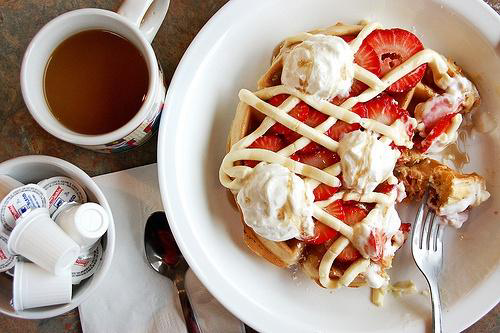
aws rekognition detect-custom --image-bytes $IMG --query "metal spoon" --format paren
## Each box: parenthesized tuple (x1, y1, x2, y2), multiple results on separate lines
(144, 212, 201, 333)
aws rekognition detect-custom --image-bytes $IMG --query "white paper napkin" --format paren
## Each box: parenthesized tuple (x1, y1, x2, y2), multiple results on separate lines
(79, 164, 244, 333)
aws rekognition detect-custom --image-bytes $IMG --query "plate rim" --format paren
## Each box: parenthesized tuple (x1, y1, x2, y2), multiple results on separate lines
(157, 0, 500, 331)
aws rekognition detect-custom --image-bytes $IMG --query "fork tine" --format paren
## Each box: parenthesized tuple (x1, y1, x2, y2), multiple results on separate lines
(412, 190, 428, 250)
(430, 213, 440, 251)
(424, 210, 435, 250)
(436, 222, 444, 252)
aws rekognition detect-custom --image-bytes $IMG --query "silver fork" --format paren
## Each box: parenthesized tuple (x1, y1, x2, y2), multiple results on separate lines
(411, 190, 445, 333)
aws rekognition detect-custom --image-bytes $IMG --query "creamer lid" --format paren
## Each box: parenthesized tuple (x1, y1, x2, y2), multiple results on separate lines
(0, 184, 48, 233)
(0, 232, 16, 272)
(72, 242, 102, 284)
(38, 177, 87, 216)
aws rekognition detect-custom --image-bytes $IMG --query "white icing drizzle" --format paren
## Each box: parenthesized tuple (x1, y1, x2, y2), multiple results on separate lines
(219, 21, 453, 290)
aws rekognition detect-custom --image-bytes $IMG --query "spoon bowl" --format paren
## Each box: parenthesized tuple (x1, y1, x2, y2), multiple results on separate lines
(144, 211, 200, 333)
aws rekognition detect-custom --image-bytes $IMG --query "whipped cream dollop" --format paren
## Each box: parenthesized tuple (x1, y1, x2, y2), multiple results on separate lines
(436, 177, 490, 228)
(426, 113, 463, 154)
(236, 163, 315, 241)
(338, 130, 400, 193)
(352, 204, 402, 261)
(281, 34, 354, 100)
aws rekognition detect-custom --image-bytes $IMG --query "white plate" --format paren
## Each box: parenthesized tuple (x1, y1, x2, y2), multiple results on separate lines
(157, 0, 500, 331)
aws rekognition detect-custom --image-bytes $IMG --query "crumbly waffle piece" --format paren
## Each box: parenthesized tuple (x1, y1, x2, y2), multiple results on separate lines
(395, 150, 488, 214)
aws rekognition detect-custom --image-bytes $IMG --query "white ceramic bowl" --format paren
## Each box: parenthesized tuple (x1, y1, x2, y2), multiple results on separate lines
(0, 155, 115, 319)
(157, 0, 500, 332)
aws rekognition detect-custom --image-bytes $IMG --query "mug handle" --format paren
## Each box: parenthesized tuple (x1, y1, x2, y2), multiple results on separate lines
(118, 0, 170, 43)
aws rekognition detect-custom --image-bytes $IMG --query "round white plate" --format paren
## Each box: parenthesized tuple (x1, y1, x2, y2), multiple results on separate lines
(157, 0, 500, 331)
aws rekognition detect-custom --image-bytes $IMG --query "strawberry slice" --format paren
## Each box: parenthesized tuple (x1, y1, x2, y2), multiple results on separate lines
(304, 200, 344, 245)
(298, 142, 321, 155)
(364, 93, 408, 126)
(327, 103, 367, 141)
(336, 243, 362, 262)
(343, 202, 369, 226)
(364, 28, 426, 92)
(342, 35, 381, 76)
(304, 109, 328, 128)
(340, 35, 356, 43)
(331, 79, 368, 105)
(365, 230, 387, 261)
(400, 223, 411, 234)
(267, 94, 289, 107)
(303, 222, 339, 245)
(355, 40, 382, 76)
(300, 149, 340, 169)
(389, 64, 427, 93)
(418, 113, 457, 153)
(244, 135, 285, 167)
(270, 101, 310, 136)
(327, 121, 360, 141)
(374, 182, 394, 194)
(335, 201, 370, 262)
(313, 183, 339, 201)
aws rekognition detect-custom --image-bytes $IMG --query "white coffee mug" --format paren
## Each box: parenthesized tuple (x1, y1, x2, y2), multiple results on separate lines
(20, 1, 170, 153)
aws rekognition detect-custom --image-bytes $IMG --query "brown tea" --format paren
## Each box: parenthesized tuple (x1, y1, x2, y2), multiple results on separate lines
(44, 30, 149, 135)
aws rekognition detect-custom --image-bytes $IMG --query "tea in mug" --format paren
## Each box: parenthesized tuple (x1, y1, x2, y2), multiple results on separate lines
(44, 30, 149, 135)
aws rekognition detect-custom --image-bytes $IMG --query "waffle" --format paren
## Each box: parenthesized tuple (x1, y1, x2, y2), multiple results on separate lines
(220, 21, 488, 297)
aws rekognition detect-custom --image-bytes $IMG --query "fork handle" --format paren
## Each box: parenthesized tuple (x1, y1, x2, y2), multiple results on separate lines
(428, 280, 442, 333)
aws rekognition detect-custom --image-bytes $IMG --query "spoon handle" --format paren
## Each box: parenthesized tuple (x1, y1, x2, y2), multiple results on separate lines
(175, 278, 202, 333)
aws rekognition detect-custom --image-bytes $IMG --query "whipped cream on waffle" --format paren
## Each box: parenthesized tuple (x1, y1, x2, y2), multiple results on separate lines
(338, 130, 400, 193)
(236, 163, 315, 241)
(282, 35, 354, 100)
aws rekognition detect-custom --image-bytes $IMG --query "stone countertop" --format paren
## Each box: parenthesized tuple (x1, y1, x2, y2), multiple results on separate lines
(0, 0, 498, 332)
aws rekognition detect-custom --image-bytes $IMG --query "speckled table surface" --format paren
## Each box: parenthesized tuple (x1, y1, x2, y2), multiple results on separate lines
(0, 0, 498, 332)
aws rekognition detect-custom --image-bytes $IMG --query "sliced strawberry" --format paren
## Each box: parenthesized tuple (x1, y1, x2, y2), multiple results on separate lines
(364, 94, 408, 126)
(355, 41, 382, 76)
(314, 183, 339, 201)
(300, 149, 340, 169)
(327, 103, 366, 141)
(303, 221, 339, 245)
(327, 121, 360, 141)
(336, 243, 362, 262)
(400, 223, 411, 234)
(270, 101, 310, 136)
(340, 35, 356, 43)
(418, 113, 457, 153)
(325, 200, 346, 220)
(244, 135, 285, 167)
(267, 94, 289, 107)
(364, 28, 426, 92)
(343, 201, 369, 226)
(375, 182, 394, 194)
(298, 142, 321, 155)
(304, 201, 344, 245)
(304, 108, 328, 128)
(350, 80, 369, 98)
(341, 35, 381, 76)
(389, 64, 427, 93)
(365, 230, 387, 261)
(416, 95, 460, 134)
